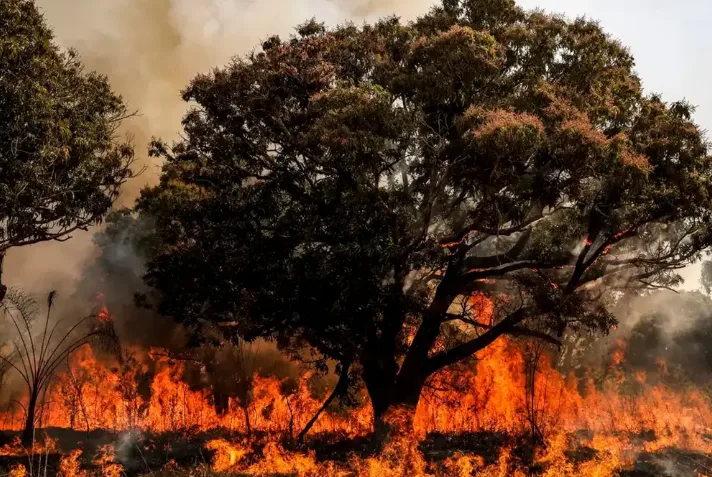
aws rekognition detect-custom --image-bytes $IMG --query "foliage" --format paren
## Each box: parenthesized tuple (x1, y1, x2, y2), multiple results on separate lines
(136, 0, 712, 419)
(0, 0, 136, 298)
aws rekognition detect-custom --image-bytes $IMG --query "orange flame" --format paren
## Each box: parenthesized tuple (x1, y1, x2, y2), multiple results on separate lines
(0, 306, 709, 476)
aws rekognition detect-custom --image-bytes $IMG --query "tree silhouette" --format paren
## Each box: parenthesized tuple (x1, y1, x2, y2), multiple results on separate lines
(137, 0, 712, 441)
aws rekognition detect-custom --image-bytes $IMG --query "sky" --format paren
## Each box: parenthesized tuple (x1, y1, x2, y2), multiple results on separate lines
(6, 0, 710, 293)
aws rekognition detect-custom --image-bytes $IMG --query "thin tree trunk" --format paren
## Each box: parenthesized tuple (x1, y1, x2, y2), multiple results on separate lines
(21, 391, 38, 447)
(297, 361, 350, 443)
(239, 404, 251, 437)
(0, 252, 6, 303)
(68, 363, 91, 435)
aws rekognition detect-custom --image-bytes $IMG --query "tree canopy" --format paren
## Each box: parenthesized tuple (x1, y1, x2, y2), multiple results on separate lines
(0, 0, 136, 299)
(137, 0, 712, 429)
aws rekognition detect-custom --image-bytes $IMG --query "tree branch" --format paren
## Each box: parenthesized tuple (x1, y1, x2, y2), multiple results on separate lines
(444, 314, 561, 347)
(461, 228, 532, 269)
(427, 308, 527, 373)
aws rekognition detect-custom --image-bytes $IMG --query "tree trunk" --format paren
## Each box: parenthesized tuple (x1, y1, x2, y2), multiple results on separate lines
(0, 251, 6, 303)
(213, 390, 230, 415)
(367, 374, 426, 452)
(372, 398, 420, 449)
(21, 392, 38, 447)
(242, 404, 252, 438)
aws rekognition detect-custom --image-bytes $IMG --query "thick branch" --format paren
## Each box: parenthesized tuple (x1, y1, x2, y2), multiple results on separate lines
(508, 326, 562, 347)
(427, 308, 526, 373)
(442, 204, 547, 249)
(459, 258, 569, 284)
(445, 314, 561, 347)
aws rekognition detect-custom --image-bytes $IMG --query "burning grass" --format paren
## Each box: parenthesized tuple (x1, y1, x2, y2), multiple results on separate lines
(0, 337, 711, 475)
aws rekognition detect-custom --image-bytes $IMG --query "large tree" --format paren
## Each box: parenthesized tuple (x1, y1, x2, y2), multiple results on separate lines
(0, 0, 136, 300)
(138, 0, 712, 438)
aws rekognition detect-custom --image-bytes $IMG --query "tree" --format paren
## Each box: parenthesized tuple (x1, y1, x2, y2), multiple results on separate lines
(0, 290, 119, 446)
(0, 0, 137, 301)
(137, 0, 712, 441)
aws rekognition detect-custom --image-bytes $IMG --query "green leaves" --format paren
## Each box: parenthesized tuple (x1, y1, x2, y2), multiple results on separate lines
(0, 0, 135, 258)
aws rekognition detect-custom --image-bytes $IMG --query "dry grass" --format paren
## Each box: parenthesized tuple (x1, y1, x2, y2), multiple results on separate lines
(138, 465, 266, 477)
(139, 465, 228, 477)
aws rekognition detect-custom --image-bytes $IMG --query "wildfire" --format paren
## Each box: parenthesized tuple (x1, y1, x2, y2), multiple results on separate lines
(97, 305, 111, 323)
(93, 445, 123, 477)
(58, 450, 86, 477)
(205, 439, 247, 471)
(0, 307, 711, 475)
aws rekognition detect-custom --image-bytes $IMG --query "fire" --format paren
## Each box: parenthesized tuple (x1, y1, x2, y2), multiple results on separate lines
(93, 445, 123, 477)
(97, 305, 111, 323)
(204, 438, 247, 471)
(9, 464, 26, 477)
(0, 306, 711, 475)
(247, 442, 325, 477)
(58, 450, 86, 477)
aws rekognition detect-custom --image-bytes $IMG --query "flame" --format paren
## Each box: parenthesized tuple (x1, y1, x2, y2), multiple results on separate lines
(97, 305, 111, 323)
(58, 449, 86, 477)
(205, 438, 247, 471)
(614, 227, 634, 240)
(0, 304, 711, 476)
(9, 464, 26, 477)
(94, 444, 123, 477)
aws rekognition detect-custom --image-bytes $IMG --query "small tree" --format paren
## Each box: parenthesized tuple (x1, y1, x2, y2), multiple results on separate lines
(0, 290, 119, 446)
(210, 340, 258, 437)
(138, 0, 712, 441)
(0, 0, 137, 300)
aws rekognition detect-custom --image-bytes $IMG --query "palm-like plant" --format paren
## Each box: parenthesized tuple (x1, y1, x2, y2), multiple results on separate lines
(0, 289, 120, 446)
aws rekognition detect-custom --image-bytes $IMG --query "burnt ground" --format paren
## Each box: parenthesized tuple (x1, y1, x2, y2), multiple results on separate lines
(0, 428, 711, 476)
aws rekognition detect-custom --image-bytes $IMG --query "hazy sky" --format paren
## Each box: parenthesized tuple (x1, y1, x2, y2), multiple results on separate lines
(7, 0, 709, 293)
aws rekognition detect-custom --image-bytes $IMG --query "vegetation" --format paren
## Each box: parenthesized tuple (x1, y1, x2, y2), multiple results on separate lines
(0, 0, 136, 301)
(0, 291, 119, 446)
(3, 0, 712, 462)
(134, 0, 712, 440)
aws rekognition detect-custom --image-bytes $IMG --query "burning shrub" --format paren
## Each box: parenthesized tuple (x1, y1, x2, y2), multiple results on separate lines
(93, 444, 124, 477)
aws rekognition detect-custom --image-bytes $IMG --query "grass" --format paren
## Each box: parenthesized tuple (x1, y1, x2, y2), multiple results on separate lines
(139, 466, 268, 477)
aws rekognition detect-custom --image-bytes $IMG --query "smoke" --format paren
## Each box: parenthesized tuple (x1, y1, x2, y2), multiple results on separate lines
(3, 0, 435, 297)
(571, 290, 712, 386)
